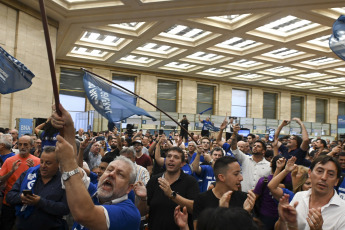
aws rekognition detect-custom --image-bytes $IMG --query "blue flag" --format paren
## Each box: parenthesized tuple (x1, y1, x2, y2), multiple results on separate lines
(0, 46, 35, 94)
(329, 15, 345, 61)
(199, 107, 212, 115)
(203, 123, 220, 132)
(83, 71, 156, 122)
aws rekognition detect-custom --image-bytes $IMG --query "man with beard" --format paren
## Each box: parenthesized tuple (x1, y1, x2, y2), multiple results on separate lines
(133, 140, 152, 175)
(148, 135, 172, 175)
(105, 136, 122, 160)
(231, 124, 270, 192)
(275, 118, 310, 167)
(51, 104, 141, 230)
(139, 146, 199, 230)
(0, 136, 40, 230)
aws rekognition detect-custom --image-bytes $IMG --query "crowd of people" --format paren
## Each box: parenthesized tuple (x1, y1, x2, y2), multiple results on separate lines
(0, 108, 345, 230)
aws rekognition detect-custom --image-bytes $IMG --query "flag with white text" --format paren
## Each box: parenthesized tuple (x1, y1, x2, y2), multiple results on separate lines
(0, 46, 35, 94)
(83, 71, 156, 122)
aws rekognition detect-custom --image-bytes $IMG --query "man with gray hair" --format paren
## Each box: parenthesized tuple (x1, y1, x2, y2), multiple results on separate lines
(120, 147, 150, 186)
(0, 134, 15, 163)
(0, 136, 40, 230)
(51, 104, 141, 230)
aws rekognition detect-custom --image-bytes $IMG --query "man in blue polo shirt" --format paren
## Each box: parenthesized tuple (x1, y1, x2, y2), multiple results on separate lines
(51, 104, 141, 230)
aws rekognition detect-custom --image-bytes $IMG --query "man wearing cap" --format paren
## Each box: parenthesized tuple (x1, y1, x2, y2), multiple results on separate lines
(134, 140, 153, 175)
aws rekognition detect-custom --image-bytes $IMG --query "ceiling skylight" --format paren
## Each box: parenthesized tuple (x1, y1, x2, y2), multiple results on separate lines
(294, 82, 316, 87)
(301, 57, 340, 66)
(164, 62, 196, 69)
(70, 47, 108, 57)
(186, 52, 224, 61)
(119, 55, 156, 64)
(137, 43, 178, 54)
(262, 48, 305, 59)
(228, 59, 263, 68)
(202, 68, 230, 74)
(160, 25, 211, 41)
(256, 15, 319, 36)
(264, 66, 297, 73)
(306, 35, 330, 47)
(109, 22, 146, 30)
(325, 77, 345, 83)
(297, 72, 326, 79)
(215, 37, 261, 51)
(80, 32, 123, 46)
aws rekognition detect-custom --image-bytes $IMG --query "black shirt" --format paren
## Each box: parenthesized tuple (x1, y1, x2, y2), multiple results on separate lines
(105, 148, 120, 160)
(180, 119, 189, 131)
(193, 189, 247, 220)
(147, 170, 199, 230)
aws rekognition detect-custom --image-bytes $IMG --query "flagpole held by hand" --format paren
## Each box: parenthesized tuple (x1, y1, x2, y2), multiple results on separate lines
(38, 0, 61, 117)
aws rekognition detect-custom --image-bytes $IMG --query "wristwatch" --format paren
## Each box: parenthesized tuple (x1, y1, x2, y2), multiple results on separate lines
(62, 168, 80, 181)
(170, 191, 177, 200)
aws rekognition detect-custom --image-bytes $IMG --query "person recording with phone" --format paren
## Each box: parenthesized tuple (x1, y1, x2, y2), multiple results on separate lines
(6, 146, 69, 230)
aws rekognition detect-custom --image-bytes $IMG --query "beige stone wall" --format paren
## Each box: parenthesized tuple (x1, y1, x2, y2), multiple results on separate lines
(180, 79, 197, 114)
(249, 88, 263, 118)
(0, 3, 57, 129)
(329, 98, 338, 124)
(280, 91, 291, 120)
(306, 95, 316, 123)
(218, 84, 232, 115)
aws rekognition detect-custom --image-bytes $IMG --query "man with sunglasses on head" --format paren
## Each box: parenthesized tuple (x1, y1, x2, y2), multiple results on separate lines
(275, 118, 310, 167)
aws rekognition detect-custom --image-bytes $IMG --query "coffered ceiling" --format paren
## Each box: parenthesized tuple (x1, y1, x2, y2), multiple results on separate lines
(15, 0, 345, 96)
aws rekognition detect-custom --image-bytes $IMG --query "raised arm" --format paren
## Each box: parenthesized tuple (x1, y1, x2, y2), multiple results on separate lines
(216, 116, 227, 147)
(113, 127, 122, 151)
(154, 137, 165, 167)
(53, 105, 109, 230)
(292, 118, 309, 151)
(34, 118, 50, 136)
(268, 157, 296, 201)
(198, 115, 202, 123)
(275, 120, 290, 149)
(191, 146, 203, 175)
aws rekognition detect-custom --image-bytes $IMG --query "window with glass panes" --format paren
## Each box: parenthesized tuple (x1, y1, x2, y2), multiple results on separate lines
(157, 80, 177, 112)
(59, 68, 86, 129)
(263, 92, 277, 119)
(197, 85, 214, 115)
(291, 96, 304, 120)
(316, 99, 327, 123)
(339, 101, 345, 116)
(231, 89, 247, 117)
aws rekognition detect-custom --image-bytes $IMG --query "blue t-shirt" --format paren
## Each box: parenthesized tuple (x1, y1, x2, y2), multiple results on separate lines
(282, 188, 295, 202)
(199, 165, 215, 192)
(0, 152, 15, 163)
(73, 183, 139, 230)
(337, 176, 345, 201)
(182, 163, 193, 175)
(90, 171, 98, 185)
(222, 143, 233, 157)
(190, 152, 205, 164)
(202, 120, 212, 130)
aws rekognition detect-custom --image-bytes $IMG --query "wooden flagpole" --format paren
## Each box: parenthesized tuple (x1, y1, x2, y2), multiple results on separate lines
(38, 0, 61, 117)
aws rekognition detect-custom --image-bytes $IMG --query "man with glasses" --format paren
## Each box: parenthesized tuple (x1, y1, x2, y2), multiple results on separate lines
(275, 118, 310, 167)
(230, 125, 270, 192)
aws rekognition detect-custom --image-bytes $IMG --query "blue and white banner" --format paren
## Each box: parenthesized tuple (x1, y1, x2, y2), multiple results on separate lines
(0, 46, 35, 94)
(83, 71, 156, 123)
